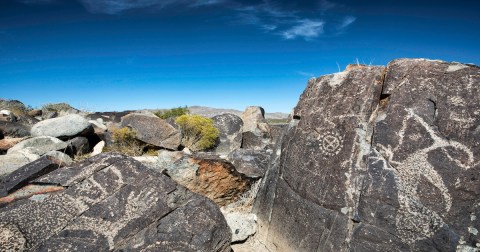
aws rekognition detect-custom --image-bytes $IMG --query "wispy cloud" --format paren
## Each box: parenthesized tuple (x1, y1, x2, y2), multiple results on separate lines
(282, 20, 325, 40)
(14, 0, 356, 40)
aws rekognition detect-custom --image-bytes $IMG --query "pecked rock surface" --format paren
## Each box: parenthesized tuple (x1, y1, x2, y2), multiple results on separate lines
(253, 59, 480, 251)
(0, 153, 231, 251)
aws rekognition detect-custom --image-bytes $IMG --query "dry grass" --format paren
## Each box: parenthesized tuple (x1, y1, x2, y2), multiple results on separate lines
(222, 179, 262, 214)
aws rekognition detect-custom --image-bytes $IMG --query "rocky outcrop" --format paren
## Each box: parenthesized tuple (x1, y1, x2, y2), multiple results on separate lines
(253, 59, 480, 251)
(161, 153, 254, 206)
(212, 113, 243, 156)
(241, 106, 272, 150)
(0, 153, 231, 251)
(120, 113, 181, 150)
(0, 138, 24, 154)
(7, 136, 68, 156)
(31, 114, 94, 140)
(0, 110, 17, 122)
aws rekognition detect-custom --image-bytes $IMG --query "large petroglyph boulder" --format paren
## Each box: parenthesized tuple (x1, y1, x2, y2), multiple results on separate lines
(253, 59, 480, 251)
(0, 153, 231, 251)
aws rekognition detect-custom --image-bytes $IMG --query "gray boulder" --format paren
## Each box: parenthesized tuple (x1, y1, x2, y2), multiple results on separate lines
(241, 106, 272, 150)
(212, 113, 243, 155)
(121, 113, 181, 150)
(0, 149, 40, 177)
(7, 136, 68, 156)
(31, 114, 93, 139)
(228, 149, 270, 178)
(0, 153, 231, 251)
(44, 151, 73, 166)
(253, 59, 480, 251)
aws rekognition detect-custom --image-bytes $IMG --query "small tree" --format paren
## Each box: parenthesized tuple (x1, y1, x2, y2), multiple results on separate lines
(175, 114, 219, 151)
(154, 106, 189, 119)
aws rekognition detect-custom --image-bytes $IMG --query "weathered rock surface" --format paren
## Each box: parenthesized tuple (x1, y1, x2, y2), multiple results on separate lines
(212, 113, 243, 156)
(7, 136, 68, 156)
(163, 153, 254, 206)
(0, 155, 61, 198)
(0, 150, 40, 177)
(0, 153, 231, 251)
(0, 121, 30, 138)
(228, 149, 269, 178)
(31, 114, 94, 139)
(121, 113, 181, 150)
(253, 59, 480, 251)
(241, 106, 270, 136)
(44, 151, 73, 166)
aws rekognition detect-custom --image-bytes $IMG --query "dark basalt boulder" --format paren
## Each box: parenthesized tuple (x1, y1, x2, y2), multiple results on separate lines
(0, 153, 231, 251)
(253, 59, 480, 251)
(66, 136, 90, 156)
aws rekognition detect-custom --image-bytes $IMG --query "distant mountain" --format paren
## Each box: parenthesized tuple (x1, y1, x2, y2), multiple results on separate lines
(187, 106, 289, 119)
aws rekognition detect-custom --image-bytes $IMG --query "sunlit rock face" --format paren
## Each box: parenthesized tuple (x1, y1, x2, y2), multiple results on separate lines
(254, 59, 480, 252)
(0, 153, 232, 251)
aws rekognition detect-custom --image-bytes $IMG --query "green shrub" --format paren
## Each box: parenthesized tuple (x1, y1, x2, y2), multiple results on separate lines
(106, 127, 143, 156)
(154, 106, 189, 119)
(175, 114, 219, 151)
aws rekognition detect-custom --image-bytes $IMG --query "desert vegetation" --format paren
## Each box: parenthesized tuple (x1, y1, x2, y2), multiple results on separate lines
(104, 126, 143, 156)
(154, 106, 189, 119)
(175, 114, 219, 151)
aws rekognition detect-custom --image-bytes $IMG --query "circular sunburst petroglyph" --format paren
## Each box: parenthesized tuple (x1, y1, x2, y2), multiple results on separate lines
(318, 130, 344, 156)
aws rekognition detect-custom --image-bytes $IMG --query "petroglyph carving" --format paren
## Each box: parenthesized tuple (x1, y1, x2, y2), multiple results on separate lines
(379, 108, 475, 244)
(318, 130, 344, 156)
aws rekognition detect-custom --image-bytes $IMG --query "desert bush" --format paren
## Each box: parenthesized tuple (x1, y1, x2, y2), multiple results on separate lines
(175, 114, 219, 151)
(106, 127, 143, 156)
(154, 106, 189, 119)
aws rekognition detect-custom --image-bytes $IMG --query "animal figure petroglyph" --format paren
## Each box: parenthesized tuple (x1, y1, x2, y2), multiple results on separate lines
(377, 108, 475, 243)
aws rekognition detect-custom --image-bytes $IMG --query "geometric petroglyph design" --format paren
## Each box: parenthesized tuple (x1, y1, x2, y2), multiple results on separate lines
(318, 130, 344, 156)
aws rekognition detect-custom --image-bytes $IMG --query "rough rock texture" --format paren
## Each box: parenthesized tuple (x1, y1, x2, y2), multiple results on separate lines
(7, 136, 68, 156)
(212, 113, 243, 156)
(31, 114, 94, 140)
(253, 59, 480, 251)
(0, 150, 40, 177)
(0, 153, 231, 251)
(228, 149, 269, 178)
(0, 155, 61, 198)
(121, 113, 181, 150)
(163, 153, 254, 206)
(0, 121, 31, 138)
(44, 151, 73, 166)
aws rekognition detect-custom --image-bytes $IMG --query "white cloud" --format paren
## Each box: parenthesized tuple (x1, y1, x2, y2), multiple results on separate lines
(282, 20, 325, 40)
(339, 16, 356, 29)
(78, 0, 225, 14)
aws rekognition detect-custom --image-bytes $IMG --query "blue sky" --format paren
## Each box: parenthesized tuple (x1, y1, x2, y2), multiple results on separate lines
(1, 0, 479, 113)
